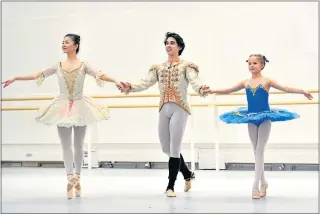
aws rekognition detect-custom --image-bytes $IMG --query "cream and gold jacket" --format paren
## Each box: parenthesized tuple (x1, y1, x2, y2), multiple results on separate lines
(127, 60, 207, 115)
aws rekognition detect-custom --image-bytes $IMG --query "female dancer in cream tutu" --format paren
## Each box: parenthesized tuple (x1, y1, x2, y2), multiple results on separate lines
(208, 54, 313, 199)
(2, 34, 124, 199)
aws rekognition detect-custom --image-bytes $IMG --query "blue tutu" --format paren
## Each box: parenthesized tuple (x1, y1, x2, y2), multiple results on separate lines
(219, 107, 300, 125)
(219, 84, 300, 126)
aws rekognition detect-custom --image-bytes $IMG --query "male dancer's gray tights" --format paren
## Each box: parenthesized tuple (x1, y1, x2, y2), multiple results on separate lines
(158, 102, 192, 191)
(57, 126, 87, 175)
(247, 120, 271, 189)
(159, 102, 188, 158)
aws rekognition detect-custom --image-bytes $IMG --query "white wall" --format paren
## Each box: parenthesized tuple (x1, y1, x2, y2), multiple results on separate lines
(2, 2, 318, 166)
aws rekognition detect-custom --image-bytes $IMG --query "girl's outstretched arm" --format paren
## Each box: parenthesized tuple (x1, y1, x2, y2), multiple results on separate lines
(268, 78, 313, 100)
(209, 80, 245, 94)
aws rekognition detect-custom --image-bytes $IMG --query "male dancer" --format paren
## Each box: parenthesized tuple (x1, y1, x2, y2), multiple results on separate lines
(120, 32, 210, 197)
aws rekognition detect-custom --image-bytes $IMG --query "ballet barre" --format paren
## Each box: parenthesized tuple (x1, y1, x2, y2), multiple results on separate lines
(1, 89, 319, 101)
(1, 91, 319, 171)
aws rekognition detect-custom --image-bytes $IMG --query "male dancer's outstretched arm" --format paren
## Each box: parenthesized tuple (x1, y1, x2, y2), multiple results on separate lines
(119, 66, 158, 94)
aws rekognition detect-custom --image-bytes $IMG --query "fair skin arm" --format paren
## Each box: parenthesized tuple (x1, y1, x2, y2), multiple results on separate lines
(268, 78, 313, 99)
(84, 62, 124, 89)
(100, 74, 124, 90)
(14, 71, 43, 80)
(2, 71, 44, 88)
(99, 73, 118, 84)
(209, 80, 245, 94)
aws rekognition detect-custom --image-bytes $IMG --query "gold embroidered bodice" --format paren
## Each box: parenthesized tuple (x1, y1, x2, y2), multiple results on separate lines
(37, 61, 104, 101)
(128, 60, 205, 114)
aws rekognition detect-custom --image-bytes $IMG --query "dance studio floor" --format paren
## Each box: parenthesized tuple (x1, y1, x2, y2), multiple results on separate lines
(2, 167, 318, 213)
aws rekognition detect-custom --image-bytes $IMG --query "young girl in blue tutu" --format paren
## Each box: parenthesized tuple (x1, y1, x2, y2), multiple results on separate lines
(208, 54, 313, 199)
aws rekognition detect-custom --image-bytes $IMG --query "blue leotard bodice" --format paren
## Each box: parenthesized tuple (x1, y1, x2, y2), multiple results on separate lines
(246, 84, 270, 113)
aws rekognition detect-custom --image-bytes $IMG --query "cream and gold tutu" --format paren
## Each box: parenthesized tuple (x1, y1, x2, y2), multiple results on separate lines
(35, 61, 110, 127)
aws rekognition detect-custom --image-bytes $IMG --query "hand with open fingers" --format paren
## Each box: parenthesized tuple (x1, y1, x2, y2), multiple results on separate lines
(303, 90, 313, 100)
(2, 78, 16, 88)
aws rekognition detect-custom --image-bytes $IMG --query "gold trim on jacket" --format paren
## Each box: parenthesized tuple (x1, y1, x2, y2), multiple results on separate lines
(127, 60, 206, 115)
